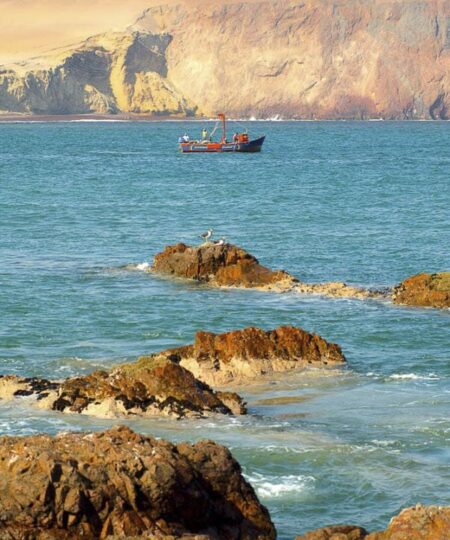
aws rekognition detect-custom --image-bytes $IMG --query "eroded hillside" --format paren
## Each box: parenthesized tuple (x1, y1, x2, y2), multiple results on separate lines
(1, 0, 450, 118)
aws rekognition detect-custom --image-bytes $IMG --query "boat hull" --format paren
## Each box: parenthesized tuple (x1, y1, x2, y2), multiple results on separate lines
(180, 136, 265, 153)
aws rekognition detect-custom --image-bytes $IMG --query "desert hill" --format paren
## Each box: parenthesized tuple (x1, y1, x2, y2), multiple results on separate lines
(1, 0, 450, 119)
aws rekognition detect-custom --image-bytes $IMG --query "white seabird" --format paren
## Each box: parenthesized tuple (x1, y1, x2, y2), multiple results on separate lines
(200, 228, 214, 243)
(215, 237, 226, 245)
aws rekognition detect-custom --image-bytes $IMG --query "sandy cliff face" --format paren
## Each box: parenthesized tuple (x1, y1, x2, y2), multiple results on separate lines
(1, 0, 450, 118)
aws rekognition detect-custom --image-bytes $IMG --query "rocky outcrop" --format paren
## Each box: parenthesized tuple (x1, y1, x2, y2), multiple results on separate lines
(0, 325, 344, 416)
(161, 325, 346, 387)
(151, 242, 388, 301)
(2, 0, 450, 118)
(295, 505, 450, 539)
(0, 355, 245, 419)
(152, 242, 296, 290)
(393, 272, 450, 308)
(0, 425, 275, 539)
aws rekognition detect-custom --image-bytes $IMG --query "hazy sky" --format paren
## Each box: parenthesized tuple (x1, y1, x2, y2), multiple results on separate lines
(0, 0, 154, 63)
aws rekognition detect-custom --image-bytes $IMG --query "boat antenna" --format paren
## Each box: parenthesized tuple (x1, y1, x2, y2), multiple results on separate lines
(218, 113, 226, 143)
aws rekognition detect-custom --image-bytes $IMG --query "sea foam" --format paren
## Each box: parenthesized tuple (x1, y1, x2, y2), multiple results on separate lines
(246, 472, 315, 499)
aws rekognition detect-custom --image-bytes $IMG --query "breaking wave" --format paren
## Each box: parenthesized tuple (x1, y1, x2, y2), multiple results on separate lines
(245, 471, 315, 499)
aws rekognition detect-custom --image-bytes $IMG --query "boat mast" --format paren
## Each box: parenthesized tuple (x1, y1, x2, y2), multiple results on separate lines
(218, 113, 226, 143)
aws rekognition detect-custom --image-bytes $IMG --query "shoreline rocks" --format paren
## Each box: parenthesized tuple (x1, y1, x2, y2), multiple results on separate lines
(393, 272, 450, 309)
(151, 242, 388, 301)
(0, 425, 276, 539)
(296, 504, 450, 539)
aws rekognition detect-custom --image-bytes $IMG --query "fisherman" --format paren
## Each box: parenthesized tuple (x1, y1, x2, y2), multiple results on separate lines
(178, 135, 183, 143)
(233, 132, 238, 143)
(182, 133, 190, 142)
(201, 128, 208, 141)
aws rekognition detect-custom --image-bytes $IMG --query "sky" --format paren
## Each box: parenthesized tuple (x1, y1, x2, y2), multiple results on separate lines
(0, 0, 154, 63)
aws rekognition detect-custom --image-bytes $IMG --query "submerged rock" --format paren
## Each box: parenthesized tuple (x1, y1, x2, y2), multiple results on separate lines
(393, 272, 450, 308)
(160, 325, 346, 387)
(295, 504, 450, 539)
(152, 242, 297, 289)
(0, 425, 275, 539)
(0, 356, 245, 419)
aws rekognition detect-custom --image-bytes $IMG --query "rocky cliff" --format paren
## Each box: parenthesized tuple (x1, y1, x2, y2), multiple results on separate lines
(2, 0, 450, 118)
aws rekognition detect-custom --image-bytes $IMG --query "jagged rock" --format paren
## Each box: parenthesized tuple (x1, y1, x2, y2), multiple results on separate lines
(295, 505, 450, 540)
(0, 356, 245, 419)
(0, 425, 275, 539)
(152, 242, 296, 290)
(295, 524, 368, 539)
(2, 1, 450, 119)
(393, 272, 450, 308)
(160, 325, 346, 387)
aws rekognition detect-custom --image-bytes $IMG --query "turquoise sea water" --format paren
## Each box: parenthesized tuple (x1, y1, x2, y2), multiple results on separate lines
(0, 120, 449, 537)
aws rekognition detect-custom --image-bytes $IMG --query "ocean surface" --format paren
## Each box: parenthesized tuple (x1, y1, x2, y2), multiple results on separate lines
(0, 120, 449, 537)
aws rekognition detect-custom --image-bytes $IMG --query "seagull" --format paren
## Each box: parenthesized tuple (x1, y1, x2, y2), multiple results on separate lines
(215, 236, 226, 245)
(200, 228, 214, 243)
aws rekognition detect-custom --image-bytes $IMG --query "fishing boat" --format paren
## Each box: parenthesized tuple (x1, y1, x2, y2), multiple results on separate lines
(179, 114, 265, 153)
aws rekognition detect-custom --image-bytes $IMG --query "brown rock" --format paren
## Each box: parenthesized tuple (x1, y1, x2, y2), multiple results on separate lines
(393, 272, 450, 308)
(151, 242, 389, 301)
(0, 425, 275, 539)
(151, 242, 296, 290)
(367, 504, 450, 539)
(296, 505, 450, 540)
(0, 325, 344, 417)
(295, 524, 368, 539)
(161, 325, 346, 387)
(0, 357, 245, 419)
